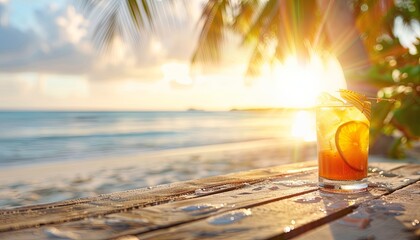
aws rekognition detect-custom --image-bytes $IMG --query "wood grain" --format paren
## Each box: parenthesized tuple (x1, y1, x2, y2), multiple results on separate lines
(296, 181, 420, 240)
(1, 162, 414, 240)
(0, 161, 317, 232)
(0, 172, 318, 240)
(134, 165, 419, 240)
(0, 162, 416, 240)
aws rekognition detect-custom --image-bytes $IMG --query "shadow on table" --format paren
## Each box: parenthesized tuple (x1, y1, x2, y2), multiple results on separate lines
(312, 191, 412, 240)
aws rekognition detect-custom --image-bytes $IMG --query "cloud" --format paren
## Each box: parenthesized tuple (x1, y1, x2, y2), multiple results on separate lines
(0, 26, 38, 60)
(56, 6, 88, 44)
(0, 1, 235, 84)
(0, 2, 188, 81)
(0, 3, 94, 75)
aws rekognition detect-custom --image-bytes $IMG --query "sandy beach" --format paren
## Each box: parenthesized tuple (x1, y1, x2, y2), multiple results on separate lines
(0, 139, 317, 208)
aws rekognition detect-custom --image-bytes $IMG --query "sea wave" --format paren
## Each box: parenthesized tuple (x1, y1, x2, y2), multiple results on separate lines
(0, 111, 298, 166)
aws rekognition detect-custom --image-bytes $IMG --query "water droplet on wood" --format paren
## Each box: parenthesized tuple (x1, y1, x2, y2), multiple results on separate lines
(177, 203, 225, 216)
(368, 167, 379, 173)
(237, 192, 253, 195)
(378, 171, 398, 177)
(44, 227, 79, 240)
(207, 209, 252, 225)
(272, 180, 314, 187)
(179, 204, 215, 212)
(294, 196, 322, 204)
(115, 236, 140, 240)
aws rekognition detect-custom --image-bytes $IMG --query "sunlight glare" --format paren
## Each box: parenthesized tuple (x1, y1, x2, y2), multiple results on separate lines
(271, 54, 347, 108)
(291, 110, 316, 142)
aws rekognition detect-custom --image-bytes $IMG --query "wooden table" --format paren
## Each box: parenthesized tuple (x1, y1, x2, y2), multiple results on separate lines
(0, 161, 419, 240)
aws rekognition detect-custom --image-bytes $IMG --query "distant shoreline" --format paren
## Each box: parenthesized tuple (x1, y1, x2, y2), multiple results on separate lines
(0, 108, 316, 113)
(230, 107, 314, 112)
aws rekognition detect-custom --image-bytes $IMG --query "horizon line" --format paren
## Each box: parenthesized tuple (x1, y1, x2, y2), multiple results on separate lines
(0, 106, 314, 112)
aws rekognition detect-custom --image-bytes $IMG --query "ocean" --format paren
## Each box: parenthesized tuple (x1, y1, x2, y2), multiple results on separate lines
(0, 110, 311, 167)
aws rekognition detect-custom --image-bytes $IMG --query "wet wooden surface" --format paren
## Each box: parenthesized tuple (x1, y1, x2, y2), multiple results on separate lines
(0, 160, 419, 240)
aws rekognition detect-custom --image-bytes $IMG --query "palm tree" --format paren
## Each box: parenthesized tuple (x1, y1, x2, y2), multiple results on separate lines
(81, 0, 419, 157)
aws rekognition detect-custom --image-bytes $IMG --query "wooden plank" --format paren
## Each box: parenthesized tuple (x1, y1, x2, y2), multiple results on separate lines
(0, 171, 319, 240)
(295, 181, 420, 240)
(0, 161, 317, 232)
(0, 163, 414, 240)
(132, 164, 419, 240)
(1, 160, 318, 213)
(368, 163, 420, 191)
(1, 162, 403, 214)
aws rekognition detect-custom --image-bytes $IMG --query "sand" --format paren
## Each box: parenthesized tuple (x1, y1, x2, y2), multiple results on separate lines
(0, 139, 317, 208)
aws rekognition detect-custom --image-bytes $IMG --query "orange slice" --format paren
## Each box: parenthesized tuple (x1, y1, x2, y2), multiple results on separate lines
(335, 121, 369, 172)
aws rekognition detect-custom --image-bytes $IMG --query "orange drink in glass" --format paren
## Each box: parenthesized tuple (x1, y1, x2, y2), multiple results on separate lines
(316, 101, 370, 193)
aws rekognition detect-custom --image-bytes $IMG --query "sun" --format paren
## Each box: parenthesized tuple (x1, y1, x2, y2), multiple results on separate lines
(265, 53, 348, 142)
(270, 54, 347, 108)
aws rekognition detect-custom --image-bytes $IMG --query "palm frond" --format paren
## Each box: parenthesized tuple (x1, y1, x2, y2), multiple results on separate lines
(241, 0, 321, 79)
(80, 0, 156, 54)
(239, 0, 280, 78)
(127, 0, 145, 30)
(244, 44, 266, 83)
(231, 0, 260, 35)
(92, 2, 120, 54)
(241, 0, 279, 45)
(191, 0, 230, 64)
(77, 0, 99, 13)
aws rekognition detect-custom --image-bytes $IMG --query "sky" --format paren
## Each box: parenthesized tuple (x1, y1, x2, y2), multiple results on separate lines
(0, 0, 267, 110)
(0, 1, 417, 110)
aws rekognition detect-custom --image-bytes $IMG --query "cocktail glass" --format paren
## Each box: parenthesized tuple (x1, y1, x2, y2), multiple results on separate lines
(316, 102, 370, 193)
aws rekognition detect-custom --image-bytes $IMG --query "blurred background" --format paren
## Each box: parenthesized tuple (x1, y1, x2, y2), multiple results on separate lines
(0, 0, 418, 207)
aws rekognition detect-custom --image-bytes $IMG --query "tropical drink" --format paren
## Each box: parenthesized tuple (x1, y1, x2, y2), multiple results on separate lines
(316, 91, 371, 193)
